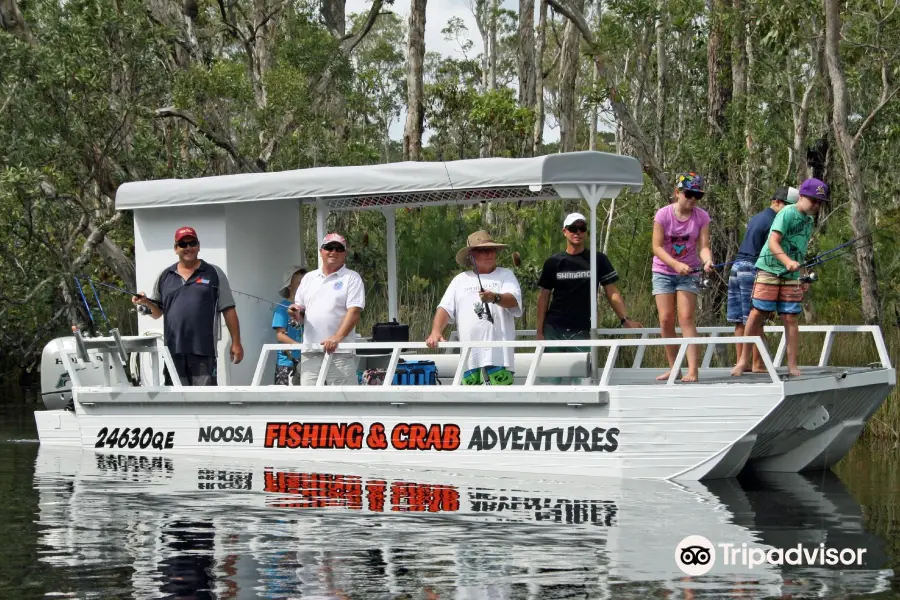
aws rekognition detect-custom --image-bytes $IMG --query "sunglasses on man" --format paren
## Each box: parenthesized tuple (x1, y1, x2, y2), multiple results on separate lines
(566, 224, 587, 233)
(322, 243, 346, 252)
(177, 239, 198, 248)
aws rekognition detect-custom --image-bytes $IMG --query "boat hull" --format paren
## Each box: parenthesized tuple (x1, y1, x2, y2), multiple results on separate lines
(33, 381, 782, 481)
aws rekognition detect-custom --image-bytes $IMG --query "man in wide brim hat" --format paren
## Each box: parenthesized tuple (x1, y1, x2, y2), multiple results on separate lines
(455, 230, 508, 266)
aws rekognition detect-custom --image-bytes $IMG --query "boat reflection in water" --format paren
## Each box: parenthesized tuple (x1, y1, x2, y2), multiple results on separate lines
(34, 448, 893, 599)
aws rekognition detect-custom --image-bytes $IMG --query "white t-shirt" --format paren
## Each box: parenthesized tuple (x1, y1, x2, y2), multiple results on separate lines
(294, 266, 365, 352)
(438, 267, 523, 371)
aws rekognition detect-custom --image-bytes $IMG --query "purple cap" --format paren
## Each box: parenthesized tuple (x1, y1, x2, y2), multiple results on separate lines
(798, 178, 830, 202)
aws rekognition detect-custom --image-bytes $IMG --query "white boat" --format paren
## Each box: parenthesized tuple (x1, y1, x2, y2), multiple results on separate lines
(33, 151, 896, 480)
(33, 447, 893, 598)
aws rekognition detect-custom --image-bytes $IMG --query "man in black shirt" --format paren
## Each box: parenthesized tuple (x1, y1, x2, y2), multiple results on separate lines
(132, 226, 243, 386)
(537, 213, 642, 358)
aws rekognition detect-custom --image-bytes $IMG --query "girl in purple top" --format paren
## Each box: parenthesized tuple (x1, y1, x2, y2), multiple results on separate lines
(651, 172, 714, 382)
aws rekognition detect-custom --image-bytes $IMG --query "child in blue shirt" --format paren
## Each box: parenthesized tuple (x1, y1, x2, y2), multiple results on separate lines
(272, 267, 306, 384)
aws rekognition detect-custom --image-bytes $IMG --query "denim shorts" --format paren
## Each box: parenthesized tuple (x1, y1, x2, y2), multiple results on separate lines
(726, 261, 756, 324)
(651, 272, 700, 296)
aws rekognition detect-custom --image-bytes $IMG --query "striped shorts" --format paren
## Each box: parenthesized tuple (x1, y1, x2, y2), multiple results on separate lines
(751, 271, 804, 315)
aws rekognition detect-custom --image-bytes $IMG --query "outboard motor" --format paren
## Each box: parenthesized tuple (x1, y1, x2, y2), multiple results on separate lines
(40, 337, 108, 410)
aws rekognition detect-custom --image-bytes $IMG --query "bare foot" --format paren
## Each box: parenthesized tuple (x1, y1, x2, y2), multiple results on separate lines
(656, 370, 682, 381)
(731, 363, 749, 377)
(751, 366, 768, 374)
(682, 370, 699, 383)
(788, 366, 801, 377)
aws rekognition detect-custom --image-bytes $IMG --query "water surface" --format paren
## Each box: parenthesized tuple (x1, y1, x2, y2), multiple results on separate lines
(3, 401, 900, 599)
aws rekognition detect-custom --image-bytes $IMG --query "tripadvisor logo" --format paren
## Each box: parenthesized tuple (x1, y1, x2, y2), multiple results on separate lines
(675, 535, 869, 575)
(675, 535, 715, 576)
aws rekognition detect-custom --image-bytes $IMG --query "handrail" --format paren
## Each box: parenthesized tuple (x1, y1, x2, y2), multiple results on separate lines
(251, 336, 781, 387)
(448, 325, 891, 370)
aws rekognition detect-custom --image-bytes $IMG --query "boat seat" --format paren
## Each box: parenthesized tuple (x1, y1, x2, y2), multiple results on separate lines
(398, 352, 591, 380)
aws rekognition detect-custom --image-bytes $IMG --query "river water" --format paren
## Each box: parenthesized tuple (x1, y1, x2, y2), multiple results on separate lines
(3, 400, 900, 600)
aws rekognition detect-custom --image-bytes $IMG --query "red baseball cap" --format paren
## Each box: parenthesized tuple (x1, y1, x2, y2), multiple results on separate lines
(175, 226, 198, 242)
(320, 233, 347, 248)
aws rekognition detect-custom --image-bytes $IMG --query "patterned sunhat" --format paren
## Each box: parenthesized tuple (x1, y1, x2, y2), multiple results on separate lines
(675, 172, 705, 193)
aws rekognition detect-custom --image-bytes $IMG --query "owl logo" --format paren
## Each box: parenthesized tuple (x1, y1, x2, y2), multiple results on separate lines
(673, 243, 687, 258)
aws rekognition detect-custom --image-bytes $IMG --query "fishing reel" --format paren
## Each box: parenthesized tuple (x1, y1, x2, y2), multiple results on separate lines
(699, 276, 714, 290)
(799, 272, 819, 285)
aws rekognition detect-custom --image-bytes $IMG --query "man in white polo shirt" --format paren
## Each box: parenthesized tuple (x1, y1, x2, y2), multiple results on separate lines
(288, 233, 365, 385)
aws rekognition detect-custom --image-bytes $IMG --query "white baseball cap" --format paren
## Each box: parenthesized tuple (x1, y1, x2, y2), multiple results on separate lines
(563, 213, 587, 228)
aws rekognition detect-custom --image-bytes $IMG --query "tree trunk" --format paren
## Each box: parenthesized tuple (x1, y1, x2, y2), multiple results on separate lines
(823, 0, 881, 324)
(518, 0, 536, 156)
(0, 0, 32, 42)
(489, 0, 499, 91)
(533, 0, 548, 155)
(403, 0, 427, 162)
(321, 0, 346, 36)
(654, 0, 666, 165)
(558, 0, 584, 153)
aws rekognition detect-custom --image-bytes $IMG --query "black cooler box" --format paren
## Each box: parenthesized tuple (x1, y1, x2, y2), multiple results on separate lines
(358, 319, 409, 355)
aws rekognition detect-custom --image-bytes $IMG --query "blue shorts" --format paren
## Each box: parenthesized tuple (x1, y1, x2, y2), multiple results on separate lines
(651, 272, 700, 296)
(726, 261, 756, 324)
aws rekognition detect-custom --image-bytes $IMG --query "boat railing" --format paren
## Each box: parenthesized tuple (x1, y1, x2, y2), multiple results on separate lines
(252, 336, 782, 387)
(56, 325, 891, 391)
(449, 325, 892, 370)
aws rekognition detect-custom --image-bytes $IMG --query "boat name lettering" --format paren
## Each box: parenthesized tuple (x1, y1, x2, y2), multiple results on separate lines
(469, 491, 618, 526)
(197, 426, 254, 444)
(264, 422, 366, 449)
(198, 468, 253, 490)
(263, 422, 461, 451)
(467, 426, 620, 452)
(390, 423, 460, 451)
(94, 427, 175, 450)
(95, 454, 174, 474)
(263, 470, 460, 512)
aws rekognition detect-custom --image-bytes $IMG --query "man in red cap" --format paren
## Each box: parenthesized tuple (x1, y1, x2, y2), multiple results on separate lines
(133, 226, 243, 386)
(288, 233, 365, 385)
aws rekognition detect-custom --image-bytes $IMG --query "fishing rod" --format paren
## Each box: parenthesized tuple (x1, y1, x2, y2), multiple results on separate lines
(692, 213, 900, 281)
(81, 277, 285, 311)
(467, 252, 494, 324)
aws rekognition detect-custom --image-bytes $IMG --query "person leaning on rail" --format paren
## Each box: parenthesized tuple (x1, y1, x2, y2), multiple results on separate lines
(132, 226, 243, 386)
(426, 230, 523, 385)
(288, 233, 365, 386)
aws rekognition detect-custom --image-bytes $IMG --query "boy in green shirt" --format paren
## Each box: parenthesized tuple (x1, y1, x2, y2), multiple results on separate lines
(731, 178, 830, 377)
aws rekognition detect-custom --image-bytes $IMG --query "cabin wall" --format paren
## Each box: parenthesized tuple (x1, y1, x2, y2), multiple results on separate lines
(133, 201, 301, 386)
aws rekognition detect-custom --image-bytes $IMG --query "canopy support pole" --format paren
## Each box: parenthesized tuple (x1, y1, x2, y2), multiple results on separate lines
(316, 197, 328, 270)
(384, 208, 398, 321)
(578, 184, 607, 383)
(297, 200, 307, 269)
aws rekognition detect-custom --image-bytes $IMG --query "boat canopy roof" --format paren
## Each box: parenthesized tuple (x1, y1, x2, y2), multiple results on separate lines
(115, 151, 644, 211)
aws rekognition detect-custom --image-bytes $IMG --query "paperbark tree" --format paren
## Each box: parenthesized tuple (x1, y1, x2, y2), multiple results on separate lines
(533, 0, 548, 154)
(823, 0, 897, 324)
(556, 0, 584, 153)
(518, 0, 536, 155)
(403, 0, 427, 161)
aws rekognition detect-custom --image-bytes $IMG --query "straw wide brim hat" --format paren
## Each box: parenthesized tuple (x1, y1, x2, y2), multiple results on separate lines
(455, 230, 508, 266)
